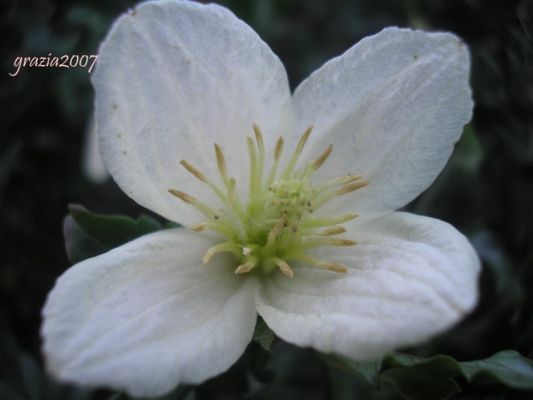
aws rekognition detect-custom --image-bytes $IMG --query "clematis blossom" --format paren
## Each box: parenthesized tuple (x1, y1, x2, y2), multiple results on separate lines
(42, 0, 480, 397)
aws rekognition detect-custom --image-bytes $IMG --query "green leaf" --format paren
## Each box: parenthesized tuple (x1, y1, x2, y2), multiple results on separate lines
(380, 354, 462, 400)
(459, 350, 533, 389)
(327, 350, 533, 400)
(323, 354, 381, 385)
(253, 319, 276, 351)
(63, 204, 172, 263)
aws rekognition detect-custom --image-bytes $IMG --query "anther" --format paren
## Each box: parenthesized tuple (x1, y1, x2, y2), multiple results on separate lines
(214, 143, 228, 180)
(252, 124, 265, 156)
(319, 262, 348, 273)
(267, 136, 285, 185)
(317, 175, 363, 193)
(180, 160, 207, 183)
(235, 262, 255, 274)
(247, 136, 261, 198)
(328, 238, 357, 246)
(282, 126, 313, 179)
(168, 189, 216, 219)
(252, 124, 265, 189)
(319, 226, 347, 236)
(168, 189, 193, 204)
(191, 223, 207, 232)
(309, 144, 333, 174)
(272, 257, 294, 278)
(274, 137, 284, 161)
(335, 179, 369, 196)
(302, 238, 357, 249)
(267, 215, 288, 245)
(202, 242, 238, 265)
(294, 255, 347, 275)
(295, 126, 313, 155)
(300, 213, 359, 229)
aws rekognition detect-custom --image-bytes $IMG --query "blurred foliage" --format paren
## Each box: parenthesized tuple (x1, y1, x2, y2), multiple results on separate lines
(64, 205, 166, 264)
(1, 0, 532, 399)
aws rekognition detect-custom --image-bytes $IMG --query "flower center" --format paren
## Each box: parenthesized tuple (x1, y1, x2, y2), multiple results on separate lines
(169, 124, 368, 278)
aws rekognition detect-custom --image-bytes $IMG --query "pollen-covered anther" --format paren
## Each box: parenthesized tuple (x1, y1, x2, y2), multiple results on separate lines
(335, 179, 370, 195)
(234, 255, 258, 274)
(168, 189, 216, 219)
(329, 238, 357, 246)
(302, 238, 357, 249)
(168, 189, 193, 203)
(295, 254, 348, 275)
(214, 143, 228, 179)
(300, 213, 359, 229)
(319, 262, 348, 273)
(272, 258, 294, 278)
(235, 262, 255, 274)
(267, 215, 288, 244)
(308, 144, 333, 173)
(180, 160, 207, 183)
(319, 226, 347, 236)
(191, 223, 207, 232)
(202, 242, 238, 265)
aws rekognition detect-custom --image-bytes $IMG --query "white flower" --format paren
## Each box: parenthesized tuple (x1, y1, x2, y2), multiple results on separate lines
(41, 0, 480, 397)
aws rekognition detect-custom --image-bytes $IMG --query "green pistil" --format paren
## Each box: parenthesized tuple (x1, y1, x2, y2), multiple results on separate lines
(169, 124, 369, 278)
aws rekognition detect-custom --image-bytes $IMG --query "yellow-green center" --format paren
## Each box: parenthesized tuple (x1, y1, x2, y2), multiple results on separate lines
(169, 124, 368, 278)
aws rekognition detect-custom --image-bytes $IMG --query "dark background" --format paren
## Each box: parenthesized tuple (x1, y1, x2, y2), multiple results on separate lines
(1, 0, 532, 399)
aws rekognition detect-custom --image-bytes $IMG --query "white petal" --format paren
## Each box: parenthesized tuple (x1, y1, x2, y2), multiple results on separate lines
(93, 0, 292, 225)
(42, 229, 257, 397)
(294, 27, 473, 214)
(257, 212, 479, 360)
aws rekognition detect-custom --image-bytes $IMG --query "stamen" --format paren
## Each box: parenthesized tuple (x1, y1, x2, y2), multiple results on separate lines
(252, 124, 265, 188)
(267, 215, 288, 246)
(302, 238, 357, 249)
(168, 189, 216, 220)
(316, 175, 363, 194)
(335, 179, 369, 196)
(202, 242, 239, 265)
(318, 262, 348, 273)
(328, 238, 357, 246)
(274, 136, 284, 161)
(318, 226, 347, 236)
(223, 177, 246, 220)
(300, 213, 359, 229)
(235, 255, 259, 274)
(180, 159, 227, 201)
(247, 136, 259, 199)
(281, 126, 313, 179)
(304, 144, 333, 176)
(228, 177, 236, 197)
(191, 223, 207, 232)
(313, 179, 369, 208)
(267, 136, 284, 185)
(271, 257, 294, 278)
(192, 221, 235, 236)
(180, 160, 207, 183)
(312, 144, 333, 170)
(235, 262, 255, 274)
(214, 143, 229, 184)
(293, 254, 348, 274)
